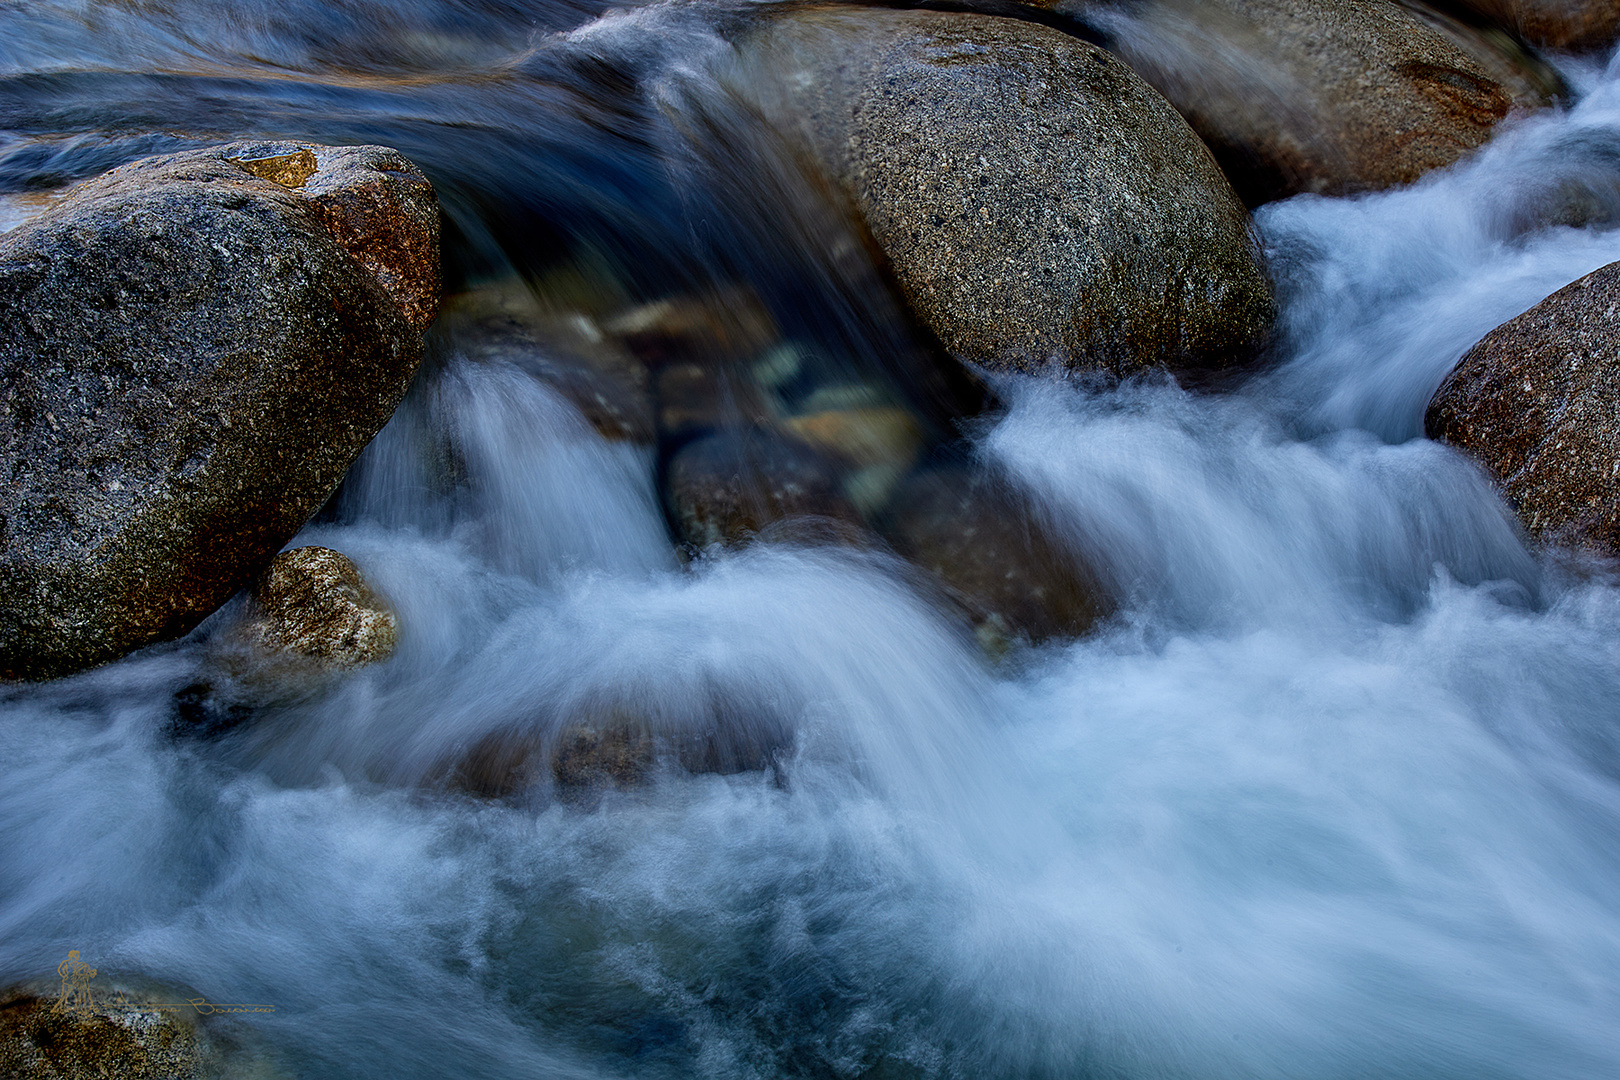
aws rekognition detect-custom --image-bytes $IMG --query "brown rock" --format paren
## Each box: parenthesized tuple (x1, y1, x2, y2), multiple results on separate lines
(1426, 259, 1620, 554)
(882, 465, 1109, 648)
(664, 429, 865, 549)
(727, 7, 1275, 376)
(237, 547, 398, 669)
(0, 977, 282, 1080)
(1455, 0, 1620, 51)
(0, 141, 436, 680)
(1081, 0, 1559, 204)
(290, 144, 442, 332)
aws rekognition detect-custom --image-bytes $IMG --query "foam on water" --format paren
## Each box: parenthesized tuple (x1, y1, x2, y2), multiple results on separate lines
(4, 6, 1620, 1079)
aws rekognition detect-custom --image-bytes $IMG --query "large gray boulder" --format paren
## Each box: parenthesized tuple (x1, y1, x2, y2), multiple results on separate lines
(727, 7, 1275, 376)
(1069, 0, 1557, 204)
(1426, 259, 1620, 556)
(0, 142, 439, 680)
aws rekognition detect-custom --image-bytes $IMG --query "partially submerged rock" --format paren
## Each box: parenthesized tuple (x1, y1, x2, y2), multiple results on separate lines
(729, 7, 1274, 375)
(450, 706, 786, 800)
(0, 977, 282, 1080)
(664, 429, 865, 549)
(1078, 0, 1557, 204)
(0, 141, 438, 680)
(881, 465, 1109, 650)
(1456, 0, 1620, 51)
(233, 546, 398, 671)
(1426, 260, 1620, 555)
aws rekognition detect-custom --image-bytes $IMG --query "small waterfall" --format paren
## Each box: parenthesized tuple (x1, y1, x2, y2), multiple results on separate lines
(3, 3, 1620, 1078)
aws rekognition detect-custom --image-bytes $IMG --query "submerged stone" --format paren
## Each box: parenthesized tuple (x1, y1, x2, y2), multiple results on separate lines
(881, 465, 1110, 649)
(0, 141, 438, 680)
(664, 429, 865, 550)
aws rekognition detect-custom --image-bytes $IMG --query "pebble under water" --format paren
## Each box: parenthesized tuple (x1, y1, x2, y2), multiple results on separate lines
(4, 3, 1620, 1078)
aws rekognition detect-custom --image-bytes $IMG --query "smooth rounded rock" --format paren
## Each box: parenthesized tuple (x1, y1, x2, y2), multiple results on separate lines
(1426, 259, 1620, 555)
(1079, 0, 1558, 204)
(1457, 0, 1620, 51)
(728, 7, 1275, 376)
(0, 142, 437, 680)
(664, 429, 864, 549)
(882, 465, 1109, 649)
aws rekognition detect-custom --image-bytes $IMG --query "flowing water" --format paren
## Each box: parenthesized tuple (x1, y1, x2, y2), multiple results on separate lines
(4, 3, 1620, 1078)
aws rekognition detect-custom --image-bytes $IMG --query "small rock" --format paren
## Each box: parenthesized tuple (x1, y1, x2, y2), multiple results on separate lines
(183, 548, 395, 719)
(1426, 260, 1620, 556)
(728, 7, 1275, 376)
(664, 429, 865, 549)
(881, 465, 1110, 648)
(237, 547, 398, 669)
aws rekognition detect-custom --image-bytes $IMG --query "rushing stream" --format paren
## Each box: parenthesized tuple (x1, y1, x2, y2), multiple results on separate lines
(4, 3, 1620, 1078)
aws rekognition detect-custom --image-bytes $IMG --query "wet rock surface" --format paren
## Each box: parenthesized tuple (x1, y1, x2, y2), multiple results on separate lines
(882, 465, 1110, 649)
(0, 141, 437, 680)
(664, 429, 865, 549)
(1455, 0, 1620, 50)
(730, 7, 1275, 376)
(234, 546, 398, 670)
(0, 979, 281, 1080)
(451, 706, 787, 800)
(1078, 0, 1558, 204)
(1426, 259, 1620, 555)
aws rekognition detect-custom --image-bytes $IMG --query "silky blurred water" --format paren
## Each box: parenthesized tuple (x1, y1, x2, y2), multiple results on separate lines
(3, 3, 1620, 1078)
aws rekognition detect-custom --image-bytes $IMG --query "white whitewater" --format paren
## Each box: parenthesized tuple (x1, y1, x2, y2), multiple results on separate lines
(2, 14, 1620, 1080)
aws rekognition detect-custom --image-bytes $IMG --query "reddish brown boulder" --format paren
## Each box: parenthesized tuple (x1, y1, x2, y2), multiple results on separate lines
(1083, 0, 1558, 204)
(1426, 260, 1620, 554)
(1457, 0, 1620, 51)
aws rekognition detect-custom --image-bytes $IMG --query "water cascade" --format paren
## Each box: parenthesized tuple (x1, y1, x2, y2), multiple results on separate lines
(3, 2, 1620, 1077)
